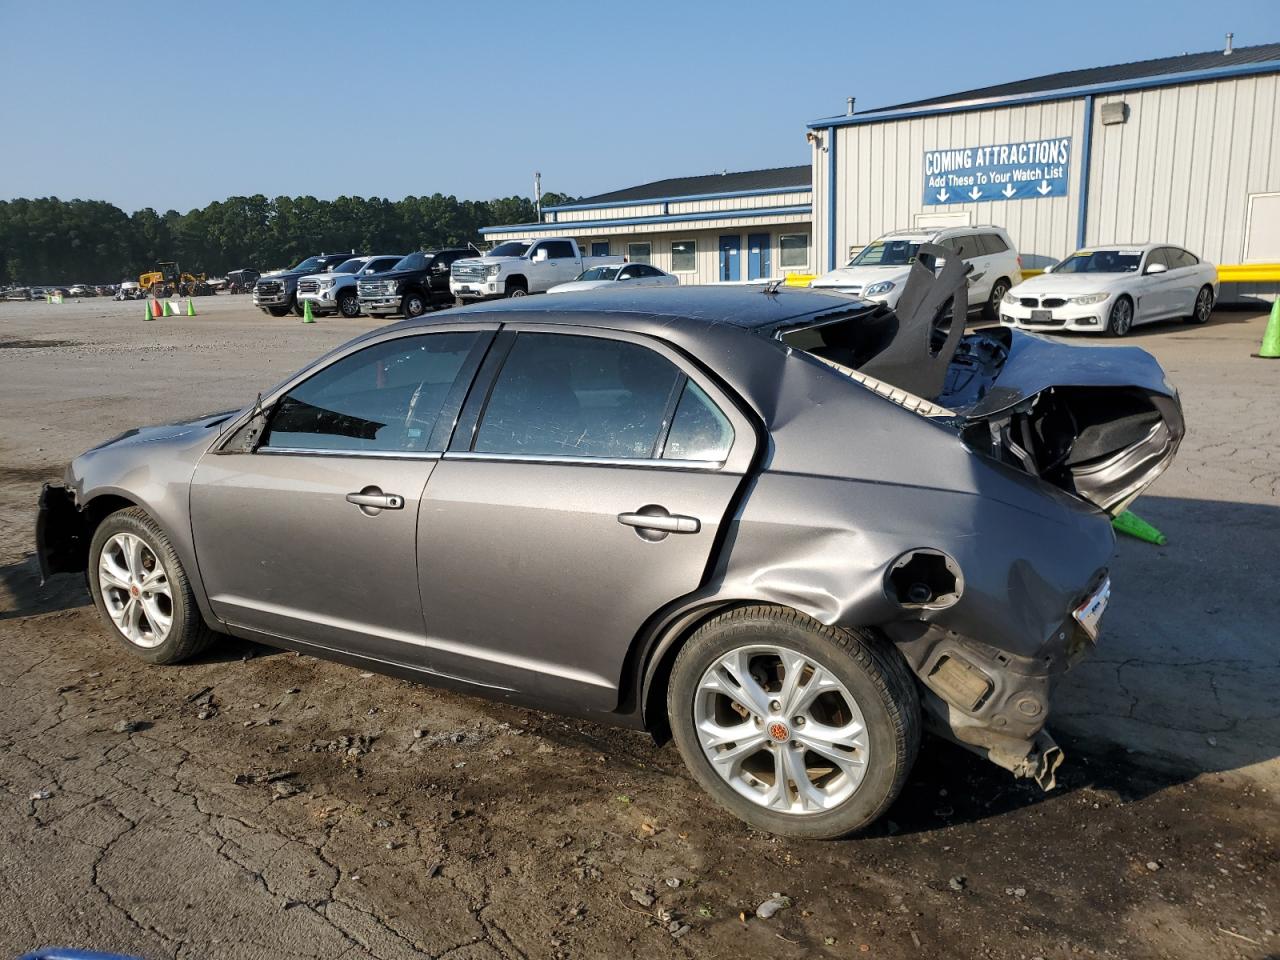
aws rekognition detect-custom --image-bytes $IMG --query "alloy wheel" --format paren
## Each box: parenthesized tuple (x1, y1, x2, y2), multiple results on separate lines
(1111, 298, 1133, 336)
(693, 644, 870, 815)
(97, 532, 173, 648)
(1195, 288, 1213, 323)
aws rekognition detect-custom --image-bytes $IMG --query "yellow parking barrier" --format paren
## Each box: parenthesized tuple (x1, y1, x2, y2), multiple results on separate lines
(784, 273, 816, 287)
(1217, 263, 1280, 283)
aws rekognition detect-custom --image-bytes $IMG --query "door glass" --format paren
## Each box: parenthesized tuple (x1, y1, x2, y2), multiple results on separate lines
(263, 332, 480, 453)
(474, 333, 680, 459)
(662, 381, 733, 461)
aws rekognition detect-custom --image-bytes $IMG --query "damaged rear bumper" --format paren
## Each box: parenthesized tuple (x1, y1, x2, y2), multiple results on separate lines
(885, 573, 1110, 790)
(36, 483, 88, 584)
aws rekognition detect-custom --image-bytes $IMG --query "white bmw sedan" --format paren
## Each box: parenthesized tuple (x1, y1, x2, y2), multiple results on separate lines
(547, 263, 679, 294)
(1000, 244, 1217, 337)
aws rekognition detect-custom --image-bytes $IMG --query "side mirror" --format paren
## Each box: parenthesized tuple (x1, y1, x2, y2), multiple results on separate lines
(1145, 262, 1168, 275)
(1042, 263, 1054, 274)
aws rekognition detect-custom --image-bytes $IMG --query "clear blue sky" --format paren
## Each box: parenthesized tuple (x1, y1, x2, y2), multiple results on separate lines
(1, 0, 1275, 212)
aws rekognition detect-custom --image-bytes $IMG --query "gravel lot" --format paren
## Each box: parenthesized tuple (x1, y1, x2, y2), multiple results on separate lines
(1, 294, 1276, 960)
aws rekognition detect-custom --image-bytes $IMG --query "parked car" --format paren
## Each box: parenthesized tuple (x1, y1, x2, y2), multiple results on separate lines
(450, 238, 623, 301)
(298, 255, 403, 318)
(29, 287, 47, 299)
(68, 284, 94, 297)
(358, 249, 473, 318)
(37, 250, 1184, 838)
(548, 263, 679, 294)
(114, 281, 143, 301)
(254, 254, 358, 317)
(811, 225, 1022, 320)
(1000, 243, 1218, 337)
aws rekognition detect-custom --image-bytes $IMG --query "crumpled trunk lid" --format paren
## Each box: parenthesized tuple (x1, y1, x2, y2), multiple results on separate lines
(938, 327, 1185, 515)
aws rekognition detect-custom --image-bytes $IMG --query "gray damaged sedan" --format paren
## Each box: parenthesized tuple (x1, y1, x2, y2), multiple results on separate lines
(38, 247, 1183, 838)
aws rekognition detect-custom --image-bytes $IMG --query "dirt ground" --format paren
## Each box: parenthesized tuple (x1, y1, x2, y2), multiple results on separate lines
(1, 295, 1276, 960)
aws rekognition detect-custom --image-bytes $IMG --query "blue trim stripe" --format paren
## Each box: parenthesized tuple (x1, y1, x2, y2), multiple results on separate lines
(480, 204, 812, 235)
(807, 58, 1280, 129)
(1077, 95, 1094, 250)
(544, 184, 812, 213)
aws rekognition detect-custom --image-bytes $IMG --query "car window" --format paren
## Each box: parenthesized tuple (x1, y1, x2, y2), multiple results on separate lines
(263, 332, 481, 454)
(981, 233, 1009, 254)
(473, 333, 681, 459)
(618, 266, 640, 280)
(662, 381, 733, 461)
(950, 235, 977, 259)
(542, 240, 577, 259)
(369, 257, 400, 272)
(1147, 248, 1171, 270)
(1170, 248, 1198, 269)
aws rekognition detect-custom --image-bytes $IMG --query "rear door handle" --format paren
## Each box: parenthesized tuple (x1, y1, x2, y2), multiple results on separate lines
(346, 488, 404, 514)
(617, 509, 700, 535)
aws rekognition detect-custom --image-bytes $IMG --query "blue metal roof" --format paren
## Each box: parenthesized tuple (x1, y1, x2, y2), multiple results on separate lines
(810, 46, 1280, 129)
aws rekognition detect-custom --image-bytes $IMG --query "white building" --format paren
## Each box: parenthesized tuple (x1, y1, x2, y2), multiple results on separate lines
(808, 40, 1280, 298)
(480, 166, 814, 284)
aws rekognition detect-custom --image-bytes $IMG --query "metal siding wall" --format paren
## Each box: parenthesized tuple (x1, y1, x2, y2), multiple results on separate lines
(1088, 73, 1280, 266)
(829, 100, 1086, 268)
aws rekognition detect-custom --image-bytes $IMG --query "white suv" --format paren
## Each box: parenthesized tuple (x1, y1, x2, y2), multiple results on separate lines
(811, 225, 1022, 319)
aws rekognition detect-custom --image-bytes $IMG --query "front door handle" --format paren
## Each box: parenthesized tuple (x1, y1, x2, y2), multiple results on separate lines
(346, 487, 404, 515)
(617, 506, 700, 540)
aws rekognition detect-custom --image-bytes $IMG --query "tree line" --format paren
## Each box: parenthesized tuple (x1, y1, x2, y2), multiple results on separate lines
(0, 191, 574, 285)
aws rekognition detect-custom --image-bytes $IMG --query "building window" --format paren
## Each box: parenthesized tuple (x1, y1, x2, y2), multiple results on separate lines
(626, 242, 652, 265)
(590, 241, 610, 257)
(779, 234, 809, 269)
(670, 239, 696, 273)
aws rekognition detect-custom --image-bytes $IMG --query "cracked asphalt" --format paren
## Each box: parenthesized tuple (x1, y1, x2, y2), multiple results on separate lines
(1, 297, 1276, 959)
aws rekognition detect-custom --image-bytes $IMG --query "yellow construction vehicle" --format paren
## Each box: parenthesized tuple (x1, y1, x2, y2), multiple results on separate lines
(139, 261, 212, 298)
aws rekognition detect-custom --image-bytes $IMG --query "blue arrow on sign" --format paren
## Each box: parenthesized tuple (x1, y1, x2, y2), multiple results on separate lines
(923, 137, 1071, 205)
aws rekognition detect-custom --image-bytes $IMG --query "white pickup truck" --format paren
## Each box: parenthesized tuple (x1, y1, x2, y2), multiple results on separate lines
(450, 238, 623, 301)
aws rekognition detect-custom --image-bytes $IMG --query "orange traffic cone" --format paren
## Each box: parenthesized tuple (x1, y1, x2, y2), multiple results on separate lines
(150, 298, 163, 318)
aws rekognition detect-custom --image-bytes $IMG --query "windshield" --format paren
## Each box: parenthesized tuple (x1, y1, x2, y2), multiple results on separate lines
(489, 241, 532, 258)
(392, 252, 427, 271)
(290, 256, 324, 273)
(332, 258, 366, 274)
(1053, 250, 1142, 274)
(575, 266, 620, 282)
(847, 239, 922, 267)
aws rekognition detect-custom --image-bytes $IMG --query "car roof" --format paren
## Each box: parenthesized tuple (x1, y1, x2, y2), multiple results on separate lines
(1072, 243, 1161, 252)
(387, 285, 872, 335)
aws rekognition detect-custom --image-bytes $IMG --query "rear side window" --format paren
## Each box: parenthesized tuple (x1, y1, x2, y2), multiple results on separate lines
(474, 333, 681, 459)
(662, 381, 733, 461)
(980, 233, 1009, 254)
(1170, 248, 1199, 268)
(263, 332, 480, 453)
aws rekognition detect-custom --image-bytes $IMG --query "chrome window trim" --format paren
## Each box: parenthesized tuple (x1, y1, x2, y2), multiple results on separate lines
(258, 447, 443, 461)
(443, 451, 724, 471)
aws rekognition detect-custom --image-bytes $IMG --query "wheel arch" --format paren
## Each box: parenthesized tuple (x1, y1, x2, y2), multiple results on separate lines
(504, 273, 528, 290)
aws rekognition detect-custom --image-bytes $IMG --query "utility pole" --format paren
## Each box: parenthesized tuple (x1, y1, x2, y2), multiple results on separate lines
(534, 171, 543, 221)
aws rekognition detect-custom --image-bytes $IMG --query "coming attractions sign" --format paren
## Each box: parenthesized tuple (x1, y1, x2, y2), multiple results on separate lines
(923, 137, 1071, 205)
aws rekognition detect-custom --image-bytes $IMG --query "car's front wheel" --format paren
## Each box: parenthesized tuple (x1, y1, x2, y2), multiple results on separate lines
(667, 606, 920, 839)
(88, 507, 214, 664)
(1107, 295, 1134, 337)
(338, 291, 361, 318)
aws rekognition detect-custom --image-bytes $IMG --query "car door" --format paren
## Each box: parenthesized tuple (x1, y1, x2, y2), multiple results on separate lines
(189, 326, 495, 663)
(415, 325, 756, 713)
(1137, 248, 1177, 320)
(1167, 247, 1201, 315)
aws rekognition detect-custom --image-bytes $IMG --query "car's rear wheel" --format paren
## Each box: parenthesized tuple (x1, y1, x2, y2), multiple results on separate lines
(338, 291, 361, 318)
(667, 606, 919, 839)
(88, 508, 214, 665)
(1107, 295, 1134, 337)
(985, 278, 1011, 323)
(1187, 285, 1213, 324)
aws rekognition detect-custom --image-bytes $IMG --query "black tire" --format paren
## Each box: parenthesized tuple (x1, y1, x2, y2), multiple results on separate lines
(1106, 295, 1134, 337)
(1186, 285, 1214, 324)
(290, 297, 305, 317)
(266, 306, 290, 318)
(87, 507, 215, 665)
(667, 605, 920, 839)
(338, 290, 361, 318)
(401, 290, 428, 318)
(505, 281, 528, 299)
(985, 277, 1011, 323)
